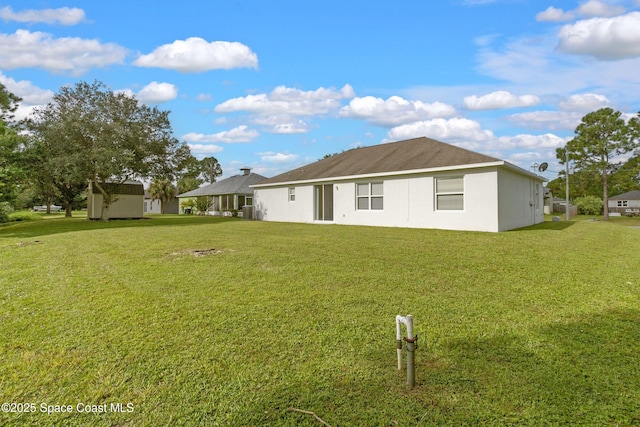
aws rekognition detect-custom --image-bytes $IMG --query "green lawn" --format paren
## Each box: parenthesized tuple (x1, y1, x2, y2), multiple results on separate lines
(1, 215, 639, 426)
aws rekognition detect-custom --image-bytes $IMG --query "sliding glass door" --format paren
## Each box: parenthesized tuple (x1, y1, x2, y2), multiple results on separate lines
(314, 184, 333, 221)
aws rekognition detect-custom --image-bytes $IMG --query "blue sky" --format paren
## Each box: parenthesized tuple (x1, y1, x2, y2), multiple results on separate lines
(2, 0, 640, 181)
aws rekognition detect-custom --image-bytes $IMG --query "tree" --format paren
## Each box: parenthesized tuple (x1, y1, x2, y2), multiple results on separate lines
(174, 150, 203, 194)
(556, 108, 637, 220)
(194, 196, 212, 215)
(0, 84, 24, 206)
(199, 156, 222, 184)
(574, 195, 604, 215)
(148, 178, 177, 214)
(26, 81, 185, 220)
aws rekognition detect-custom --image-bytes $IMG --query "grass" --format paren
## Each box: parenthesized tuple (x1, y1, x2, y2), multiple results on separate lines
(1, 215, 639, 426)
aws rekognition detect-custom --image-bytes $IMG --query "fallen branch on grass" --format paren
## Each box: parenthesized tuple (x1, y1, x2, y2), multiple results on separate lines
(287, 407, 333, 426)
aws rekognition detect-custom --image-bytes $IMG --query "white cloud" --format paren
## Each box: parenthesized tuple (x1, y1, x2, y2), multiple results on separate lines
(508, 111, 583, 131)
(134, 37, 258, 72)
(387, 118, 495, 144)
(536, 1, 625, 23)
(252, 116, 310, 134)
(575, 0, 626, 18)
(0, 30, 127, 75)
(558, 93, 611, 111)
(0, 73, 53, 121)
(187, 144, 224, 159)
(497, 133, 568, 150)
(557, 12, 640, 60)
(215, 84, 354, 116)
(182, 125, 259, 143)
(135, 81, 178, 104)
(536, 6, 575, 22)
(196, 93, 212, 102)
(339, 95, 456, 126)
(463, 91, 539, 110)
(0, 6, 85, 25)
(257, 151, 299, 163)
(0, 73, 54, 105)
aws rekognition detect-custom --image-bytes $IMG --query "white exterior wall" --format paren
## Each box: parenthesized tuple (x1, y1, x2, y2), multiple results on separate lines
(144, 198, 162, 214)
(255, 168, 518, 232)
(608, 199, 640, 209)
(497, 169, 544, 231)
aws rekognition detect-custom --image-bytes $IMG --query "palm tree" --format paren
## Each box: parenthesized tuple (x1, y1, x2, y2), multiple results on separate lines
(149, 178, 177, 214)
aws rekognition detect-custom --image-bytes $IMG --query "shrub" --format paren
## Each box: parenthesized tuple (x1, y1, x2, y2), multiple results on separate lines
(0, 202, 14, 223)
(8, 211, 43, 222)
(574, 195, 604, 215)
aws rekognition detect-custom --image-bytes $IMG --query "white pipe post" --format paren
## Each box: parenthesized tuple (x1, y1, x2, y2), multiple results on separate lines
(395, 314, 417, 388)
(395, 316, 403, 370)
(405, 315, 415, 388)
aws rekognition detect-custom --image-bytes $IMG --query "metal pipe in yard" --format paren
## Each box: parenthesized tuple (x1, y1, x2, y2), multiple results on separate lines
(395, 314, 417, 388)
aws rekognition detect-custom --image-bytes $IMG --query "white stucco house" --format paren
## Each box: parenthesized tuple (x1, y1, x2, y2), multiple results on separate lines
(252, 137, 546, 232)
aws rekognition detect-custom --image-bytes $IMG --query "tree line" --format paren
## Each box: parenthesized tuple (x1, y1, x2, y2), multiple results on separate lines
(548, 108, 640, 219)
(0, 81, 223, 221)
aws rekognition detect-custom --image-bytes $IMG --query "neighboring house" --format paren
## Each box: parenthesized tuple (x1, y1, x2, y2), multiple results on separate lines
(252, 137, 546, 232)
(87, 180, 144, 220)
(608, 190, 640, 215)
(144, 191, 179, 214)
(177, 167, 267, 216)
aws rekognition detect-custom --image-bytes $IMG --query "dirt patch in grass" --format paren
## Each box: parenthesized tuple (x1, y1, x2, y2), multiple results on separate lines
(169, 248, 235, 258)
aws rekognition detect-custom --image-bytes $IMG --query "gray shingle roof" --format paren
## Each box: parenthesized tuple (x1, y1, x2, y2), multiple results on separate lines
(255, 137, 503, 186)
(610, 190, 640, 200)
(177, 172, 267, 198)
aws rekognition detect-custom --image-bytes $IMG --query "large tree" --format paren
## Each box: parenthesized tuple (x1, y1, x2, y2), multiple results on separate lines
(0, 84, 24, 205)
(200, 156, 223, 184)
(557, 108, 637, 220)
(26, 81, 185, 220)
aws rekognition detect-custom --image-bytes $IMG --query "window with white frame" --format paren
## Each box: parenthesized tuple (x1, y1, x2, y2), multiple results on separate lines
(288, 187, 295, 202)
(356, 182, 383, 210)
(617, 200, 628, 207)
(435, 176, 464, 210)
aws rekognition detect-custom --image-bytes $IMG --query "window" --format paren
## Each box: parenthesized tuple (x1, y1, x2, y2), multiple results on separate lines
(436, 176, 464, 210)
(356, 182, 383, 210)
(288, 187, 295, 202)
(617, 200, 628, 207)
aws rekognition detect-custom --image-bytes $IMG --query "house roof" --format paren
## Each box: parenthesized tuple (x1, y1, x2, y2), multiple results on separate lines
(177, 171, 267, 198)
(254, 137, 536, 187)
(610, 190, 640, 200)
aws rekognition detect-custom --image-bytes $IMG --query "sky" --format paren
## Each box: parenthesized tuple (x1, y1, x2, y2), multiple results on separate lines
(1, 0, 640, 182)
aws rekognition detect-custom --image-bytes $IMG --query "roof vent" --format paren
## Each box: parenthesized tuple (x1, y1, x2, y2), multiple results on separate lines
(240, 167, 251, 175)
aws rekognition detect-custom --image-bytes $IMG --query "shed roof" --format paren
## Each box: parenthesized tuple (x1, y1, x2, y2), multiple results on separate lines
(254, 137, 534, 186)
(91, 180, 144, 195)
(177, 171, 267, 198)
(610, 190, 640, 200)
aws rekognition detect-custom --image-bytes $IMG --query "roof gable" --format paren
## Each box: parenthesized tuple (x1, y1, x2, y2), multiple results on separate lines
(257, 137, 502, 185)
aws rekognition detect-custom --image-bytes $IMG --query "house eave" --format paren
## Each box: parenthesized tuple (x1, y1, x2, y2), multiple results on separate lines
(252, 161, 544, 188)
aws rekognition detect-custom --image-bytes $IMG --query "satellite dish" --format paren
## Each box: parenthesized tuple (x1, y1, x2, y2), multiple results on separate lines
(538, 162, 548, 172)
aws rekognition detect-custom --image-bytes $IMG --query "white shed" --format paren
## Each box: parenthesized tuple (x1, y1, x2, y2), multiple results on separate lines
(252, 137, 546, 232)
(87, 180, 144, 220)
